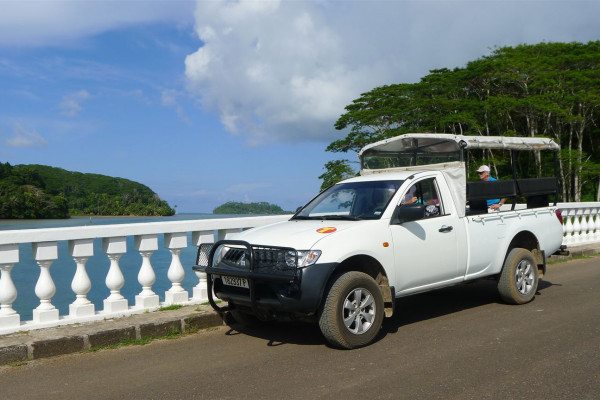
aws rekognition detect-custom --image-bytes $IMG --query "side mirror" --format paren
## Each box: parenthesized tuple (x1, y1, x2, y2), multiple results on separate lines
(391, 203, 425, 224)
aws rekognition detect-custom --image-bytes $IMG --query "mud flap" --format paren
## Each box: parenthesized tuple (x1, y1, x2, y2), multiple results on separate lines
(381, 285, 395, 317)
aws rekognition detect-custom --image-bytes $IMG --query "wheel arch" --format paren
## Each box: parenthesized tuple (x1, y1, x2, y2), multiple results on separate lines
(323, 254, 394, 317)
(505, 230, 545, 277)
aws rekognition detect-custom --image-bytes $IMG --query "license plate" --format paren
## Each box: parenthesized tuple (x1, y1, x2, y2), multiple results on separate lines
(220, 275, 249, 289)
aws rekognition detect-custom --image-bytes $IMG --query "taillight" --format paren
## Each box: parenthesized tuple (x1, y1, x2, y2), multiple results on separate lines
(555, 210, 563, 225)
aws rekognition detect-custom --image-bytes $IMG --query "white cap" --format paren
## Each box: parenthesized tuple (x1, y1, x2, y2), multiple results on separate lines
(476, 165, 490, 173)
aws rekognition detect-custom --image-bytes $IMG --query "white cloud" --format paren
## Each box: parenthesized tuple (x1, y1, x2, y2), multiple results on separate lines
(59, 90, 91, 117)
(185, 0, 358, 144)
(185, 0, 600, 145)
(0, 0, 195, 47)
(5, 123, 48, 148)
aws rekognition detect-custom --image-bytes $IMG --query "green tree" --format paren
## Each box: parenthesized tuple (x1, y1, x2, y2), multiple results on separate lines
(0, 162, 175, 218)
(213, 201, 289, 214)
(318, 160, 357, 191)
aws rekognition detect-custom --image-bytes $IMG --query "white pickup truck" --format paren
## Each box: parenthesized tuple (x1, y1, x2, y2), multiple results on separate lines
(194, 134, 566, 349)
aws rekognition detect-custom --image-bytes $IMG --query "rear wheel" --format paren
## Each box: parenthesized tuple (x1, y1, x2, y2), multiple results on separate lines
(498, 248, 539, 304)
(319, 271, 384, 349)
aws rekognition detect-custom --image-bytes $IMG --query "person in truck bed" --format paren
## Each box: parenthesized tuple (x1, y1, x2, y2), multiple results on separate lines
(476, 165, 506, 211)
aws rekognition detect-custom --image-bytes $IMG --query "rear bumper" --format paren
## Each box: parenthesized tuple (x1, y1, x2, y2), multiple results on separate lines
(552, 245, 570, 257)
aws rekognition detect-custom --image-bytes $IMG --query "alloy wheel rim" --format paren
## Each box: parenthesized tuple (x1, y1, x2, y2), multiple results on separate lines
(515, 259, 535, 295)
(342, 288, 376, 334)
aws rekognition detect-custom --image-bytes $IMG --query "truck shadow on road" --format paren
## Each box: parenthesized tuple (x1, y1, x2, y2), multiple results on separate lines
(224, 318, 325, 347)
(222, 278, 556, 348)
(382, 278, 556, 336)
(384, 280, 505, 334)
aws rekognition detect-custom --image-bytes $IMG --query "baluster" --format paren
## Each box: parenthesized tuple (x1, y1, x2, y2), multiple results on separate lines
(216, 228, 241, 241)
(573, 209, 582, 244)
(134, 234, 159, 309)
(563, 208, 574, 246)
(580, 208, 588, 243)
(581, 207, 594, 243)
(590, 208, 599, 242)
(0, 244, 21, 329)
(164, 232, 189, 305)
(191, 230, 214, 302)
(32, 242, 59, 324)
(68, 239, 95, 318)
(102, 237, 128, 314)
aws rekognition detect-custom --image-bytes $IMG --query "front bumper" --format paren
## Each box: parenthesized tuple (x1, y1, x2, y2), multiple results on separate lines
(192, 240, 337, 316)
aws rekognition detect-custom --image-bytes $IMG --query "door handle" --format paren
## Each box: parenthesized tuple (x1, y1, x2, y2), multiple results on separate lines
(439, 225, 453, 233)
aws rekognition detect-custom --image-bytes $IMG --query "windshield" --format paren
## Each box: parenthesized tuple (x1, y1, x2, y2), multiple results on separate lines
(294, 180, 403, 220)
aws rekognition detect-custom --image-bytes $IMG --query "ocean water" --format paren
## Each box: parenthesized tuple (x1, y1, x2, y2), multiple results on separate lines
(0, 214, 243, 320)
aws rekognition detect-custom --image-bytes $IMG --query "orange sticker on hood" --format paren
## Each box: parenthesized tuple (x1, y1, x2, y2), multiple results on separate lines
(317, 227, 337, 234)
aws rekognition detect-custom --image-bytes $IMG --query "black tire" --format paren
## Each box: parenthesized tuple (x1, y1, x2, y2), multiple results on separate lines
(498, 248, 539, 304)
(319, 271, 384, 349)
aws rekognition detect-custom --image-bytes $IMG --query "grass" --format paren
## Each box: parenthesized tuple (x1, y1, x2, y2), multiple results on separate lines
(158, 304, 184, 311)
(548, 254, 596, 265)
(7, 360, 29, 367)
(87, 324, 212, 352)
(89, 337, 154, 351)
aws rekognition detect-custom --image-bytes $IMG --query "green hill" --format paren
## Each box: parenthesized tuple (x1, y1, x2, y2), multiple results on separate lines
(0, 162, 175, 219)
(213, 201, 290, 215)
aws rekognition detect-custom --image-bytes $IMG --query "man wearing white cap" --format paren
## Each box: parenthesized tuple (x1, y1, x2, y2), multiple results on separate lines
(476, 165, 505, 211)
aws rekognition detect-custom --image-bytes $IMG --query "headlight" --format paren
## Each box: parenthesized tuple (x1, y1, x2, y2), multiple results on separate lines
(214, 246, 228, 265)
(285, 250, 297, 267)
(296, 250, 322, 268)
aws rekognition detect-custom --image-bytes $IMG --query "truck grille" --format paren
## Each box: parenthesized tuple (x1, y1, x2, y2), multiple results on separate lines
(253, 247, 296, 273)
(213, 243, 298, 277)
(195, 243, 214, 268)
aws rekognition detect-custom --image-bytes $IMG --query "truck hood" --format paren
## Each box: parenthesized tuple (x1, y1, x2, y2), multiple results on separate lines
(230, 219, 358, 250)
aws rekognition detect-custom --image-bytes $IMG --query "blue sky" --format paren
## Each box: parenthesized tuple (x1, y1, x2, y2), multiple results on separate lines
(1, 0, 599, 213)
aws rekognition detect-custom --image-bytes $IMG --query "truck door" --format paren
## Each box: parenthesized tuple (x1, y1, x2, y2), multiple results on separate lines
(390, 177, 461, 292)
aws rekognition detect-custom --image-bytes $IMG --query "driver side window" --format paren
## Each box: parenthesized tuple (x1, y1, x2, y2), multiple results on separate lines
(402, 178, 443, 218)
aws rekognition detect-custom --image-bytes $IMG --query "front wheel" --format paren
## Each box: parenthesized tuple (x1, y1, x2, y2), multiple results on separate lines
(319, 271, 384, 349)
(498, 248, 539, 304)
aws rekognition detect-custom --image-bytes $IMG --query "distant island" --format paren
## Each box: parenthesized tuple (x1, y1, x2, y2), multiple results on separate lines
(213, 201, 291, 215)
(0, 162, 175, 219)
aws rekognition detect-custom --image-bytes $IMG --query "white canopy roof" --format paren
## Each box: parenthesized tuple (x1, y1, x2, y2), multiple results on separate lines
(358, 134, 560, 217)
(358, 133, 560, 157)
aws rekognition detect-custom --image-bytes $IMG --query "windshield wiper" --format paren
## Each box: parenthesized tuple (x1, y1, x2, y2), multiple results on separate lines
(319, 215, 361, 221)
(292, 215, 361, 221)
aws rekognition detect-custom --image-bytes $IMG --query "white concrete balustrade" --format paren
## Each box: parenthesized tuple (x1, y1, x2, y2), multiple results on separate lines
(0, 204, 599, 335)
(0, 215, 290, 335)
(557, 202, 600, 246)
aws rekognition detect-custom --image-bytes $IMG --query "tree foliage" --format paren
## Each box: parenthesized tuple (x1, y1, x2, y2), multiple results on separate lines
(325, 41, 600, 201)
(0, 162, 175, 218)
(213, 201, 290, 215)
(318, 160, 357, 191)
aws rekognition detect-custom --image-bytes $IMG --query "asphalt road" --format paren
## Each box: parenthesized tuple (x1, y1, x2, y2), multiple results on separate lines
(1, 257, 598, 400)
